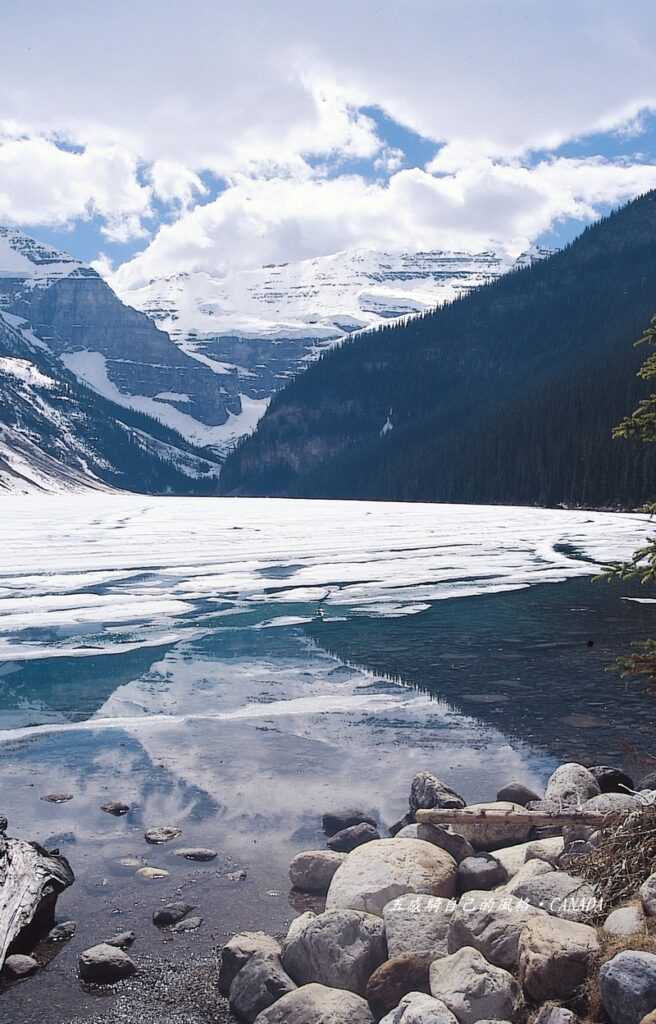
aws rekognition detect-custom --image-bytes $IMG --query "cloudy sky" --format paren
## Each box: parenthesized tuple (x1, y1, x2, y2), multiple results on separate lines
(3, 1, 656, 289)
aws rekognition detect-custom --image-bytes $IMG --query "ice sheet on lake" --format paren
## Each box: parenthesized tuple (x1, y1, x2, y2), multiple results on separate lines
(0, 495, 651, 661)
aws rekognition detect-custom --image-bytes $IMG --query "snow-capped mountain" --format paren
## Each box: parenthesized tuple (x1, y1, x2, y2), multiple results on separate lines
(116, 245, 554, 442)
(0, 227, 226, 493)
(0, 227, 246, 453)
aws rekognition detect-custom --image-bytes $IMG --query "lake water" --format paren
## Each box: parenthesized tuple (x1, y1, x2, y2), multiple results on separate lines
(1, 495, 655, 1021)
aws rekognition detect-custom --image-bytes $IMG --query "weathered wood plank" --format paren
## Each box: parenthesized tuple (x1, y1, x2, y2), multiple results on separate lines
(0, 835, 74, 968)
(415, 808, 628, 828)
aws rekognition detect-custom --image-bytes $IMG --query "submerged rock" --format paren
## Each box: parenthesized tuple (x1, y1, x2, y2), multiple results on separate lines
(136, 866, 169, 880)
(47, 920, 77, 942)
(100, 801, 130, 816)
(41, 793, 74, 804)
(144, 826, 182, 844)
(173, 847, 217, 861)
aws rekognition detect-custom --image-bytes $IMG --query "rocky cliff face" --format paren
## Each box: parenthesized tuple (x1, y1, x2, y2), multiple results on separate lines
(0, 309, 223, 494)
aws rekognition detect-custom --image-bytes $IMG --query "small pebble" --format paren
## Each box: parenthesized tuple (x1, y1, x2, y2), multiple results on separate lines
(41, 793, 73, 803)
(171, 916, 202, 933)
(106, 930, 136, 948)
(136, 866, 169, 880)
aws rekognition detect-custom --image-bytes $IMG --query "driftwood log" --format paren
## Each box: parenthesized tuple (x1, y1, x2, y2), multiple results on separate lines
(0, 834, 74, 968)
(415, 808, 629, 828)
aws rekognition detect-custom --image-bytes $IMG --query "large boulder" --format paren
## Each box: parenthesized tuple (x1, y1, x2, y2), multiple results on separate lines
(582, 793, 638, 816)
(289, 851, 346, 894)
(253, 982, 374, 1024)
(409, 773, 466, 815)
(603, 903, 648, 937)
(323, 810, 378, 836)
(326, 839, 457, 917)
(457, 854, 507, 893)
(502, 859, 554, 894)
(639, 872, 656, 916)
(366, 953, 434, 1020)
(525, 837, 566, 867)
(282, 908, 386, 996)
(588, 766, 634, 794)
(383, 893, 455, 958)
(532, 1004, 579, 1024)
(398, 825, 474, 864)
(78, 943, 137, 984)
(496, 782, 541, 806)
(511, 870, 598, 921)
(544, 764, 600, 806)
(599, 950, 656, 1024)
(229, 952, 296, 1023)
(380, 992, 459, 1024)
(453, 803, 531, 851)
(327, 823, 380, 853)
(493, 839, 563, 878)
(518, 915, 599, 1002)
(447, 891, 545, 969)
(429, 946, 524, 1024)
(219, 932, 282, 995)
(4, 954, 38, 978)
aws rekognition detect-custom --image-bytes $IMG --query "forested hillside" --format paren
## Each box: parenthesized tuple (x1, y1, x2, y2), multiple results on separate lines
(221, 192, 656, 507)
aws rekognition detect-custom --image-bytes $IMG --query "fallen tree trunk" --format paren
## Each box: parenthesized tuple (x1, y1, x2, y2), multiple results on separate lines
(415, 807, 629, 828)
(0, 835, 74, 968)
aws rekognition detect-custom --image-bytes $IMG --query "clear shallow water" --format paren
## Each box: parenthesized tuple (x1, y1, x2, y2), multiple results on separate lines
(1, 496, 655, 1021)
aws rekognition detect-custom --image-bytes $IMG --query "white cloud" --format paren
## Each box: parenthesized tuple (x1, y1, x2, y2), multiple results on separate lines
(109, 155, 656, 290)
(4, 1, 656, 267)
(149, 161, 207, 209)
(0, 136, 152, 241)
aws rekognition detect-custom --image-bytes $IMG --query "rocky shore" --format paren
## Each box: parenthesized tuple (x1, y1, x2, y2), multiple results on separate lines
(2, 761, 656, 1024)
(218, 761, 656, 1024)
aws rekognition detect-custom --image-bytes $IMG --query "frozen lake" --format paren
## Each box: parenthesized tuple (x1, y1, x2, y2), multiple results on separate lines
(1, 495, 655, 1021)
